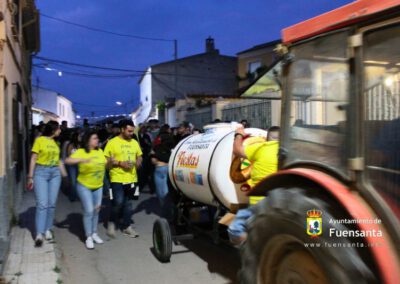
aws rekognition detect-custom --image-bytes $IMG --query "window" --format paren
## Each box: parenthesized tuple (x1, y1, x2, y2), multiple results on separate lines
(363, 24, 400, 216)
(248, 61, 262, 74)
(285, 31, 349, 173)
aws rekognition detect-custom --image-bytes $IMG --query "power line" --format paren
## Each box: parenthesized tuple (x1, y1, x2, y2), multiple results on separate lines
(34, 65, 140, 79)
(73, 102, 122, 109)
(40, 13, 174, 43)
(73, 99, 134, 109)
(34, 55, 140, 73)
(34, 56, 236, 81)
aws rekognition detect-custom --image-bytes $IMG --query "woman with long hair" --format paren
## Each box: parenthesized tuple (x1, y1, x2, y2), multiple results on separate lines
(151, 124, 175, 219)
(65, 130, 108, 249)
(27, 120, 67, 247)
(64, 130, 81, 201)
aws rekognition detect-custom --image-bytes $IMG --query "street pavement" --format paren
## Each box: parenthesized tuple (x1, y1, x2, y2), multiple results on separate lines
(2, 192, 60, 284)
(53, 188, 240, 284)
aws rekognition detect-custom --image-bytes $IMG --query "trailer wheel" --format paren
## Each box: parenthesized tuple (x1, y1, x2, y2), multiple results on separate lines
(153, 218, 172, 263)
(240, 188, 376, 284)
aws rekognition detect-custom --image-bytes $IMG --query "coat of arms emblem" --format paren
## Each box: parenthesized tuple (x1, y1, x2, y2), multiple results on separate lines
(306, 209, 322, 237)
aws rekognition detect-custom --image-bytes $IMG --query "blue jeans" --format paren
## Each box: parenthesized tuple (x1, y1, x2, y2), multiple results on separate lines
(110, 183, 134, 229)
(154, 165, 174, 220)
(76, 183, 103, 237)
(154, 166, 169, 207)
(228, 207, 254, 243)
(66, 165, 78, 201)
(33, 165, 62, 234)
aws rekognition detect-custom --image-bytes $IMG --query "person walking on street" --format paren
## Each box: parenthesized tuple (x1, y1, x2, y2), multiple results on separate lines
(63, 130, 81, 202)
(65, 130, 108, 249)
(27, 120, 67, 247)
(138, 125, 153, 191)
(151, 124, 175, 219)
(104, 120, 143, 238)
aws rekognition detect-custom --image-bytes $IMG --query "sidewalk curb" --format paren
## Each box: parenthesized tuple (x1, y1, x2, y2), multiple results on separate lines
(0, 240, 10, 275)
(1, 192, 61, 284)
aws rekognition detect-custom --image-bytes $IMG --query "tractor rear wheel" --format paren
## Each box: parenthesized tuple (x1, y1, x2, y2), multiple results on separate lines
(240, 188, 376, 284)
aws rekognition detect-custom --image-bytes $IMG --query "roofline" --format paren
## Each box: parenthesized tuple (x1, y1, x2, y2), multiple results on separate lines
(138, 67, 151, 84)
(239, 57, 282, 97)
(283, 0, 400, 44)
(237, 39, 281, 55)
(57, 94, 72, 104)
(151, 52, 236, 68)
(32, 107, 58, 117)
(32, 85, 72, 104)
(186, 93, 237, 98)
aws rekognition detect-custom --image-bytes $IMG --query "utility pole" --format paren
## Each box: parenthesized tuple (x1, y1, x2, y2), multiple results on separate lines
(174, 39, 178, 93)
(173, 39, 178, 124)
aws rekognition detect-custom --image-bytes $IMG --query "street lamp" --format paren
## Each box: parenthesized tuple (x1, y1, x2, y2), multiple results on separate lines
(116, 101, 122, 106)
(44, 66, 63, 77)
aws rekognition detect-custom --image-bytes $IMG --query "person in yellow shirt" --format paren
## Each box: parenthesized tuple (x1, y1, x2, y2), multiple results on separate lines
(228, 125, 280, 246)
(104, 120, 143, 238)
(28, 120, 67, 247)
(65, 130, 108, 249)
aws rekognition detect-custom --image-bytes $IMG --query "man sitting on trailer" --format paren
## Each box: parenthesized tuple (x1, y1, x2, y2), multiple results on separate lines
(228, 125, 280, 246)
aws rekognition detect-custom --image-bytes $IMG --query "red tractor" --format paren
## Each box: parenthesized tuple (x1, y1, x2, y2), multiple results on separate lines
(240, 1, 400, 283)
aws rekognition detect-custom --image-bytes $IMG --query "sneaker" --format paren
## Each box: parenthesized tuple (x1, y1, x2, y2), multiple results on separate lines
(92, 233, 104, 244)
(85, 237, 94, 250)
(35, 234, 43, 247)
(45, 230, 53, 241)
(107, 222, 116, 238)
(122, 226, 139, 238)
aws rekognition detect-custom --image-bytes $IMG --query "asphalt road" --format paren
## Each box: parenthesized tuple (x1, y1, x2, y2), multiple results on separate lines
(53, 188, 240, 284)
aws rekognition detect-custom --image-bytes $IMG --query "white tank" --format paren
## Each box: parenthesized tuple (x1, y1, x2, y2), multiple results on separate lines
(169, 123, 267, 211)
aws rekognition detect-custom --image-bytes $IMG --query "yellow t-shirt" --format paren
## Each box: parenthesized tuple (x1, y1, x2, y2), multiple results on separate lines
(31, 136, 60, 166)
(104, 136, 143, 183)
(71, 148, 107, 190)
(245, 141, 279, 205)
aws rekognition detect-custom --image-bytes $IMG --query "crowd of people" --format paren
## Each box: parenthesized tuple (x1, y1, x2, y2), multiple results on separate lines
(28, 118, 199, 249)
(28, 117, 278, 250)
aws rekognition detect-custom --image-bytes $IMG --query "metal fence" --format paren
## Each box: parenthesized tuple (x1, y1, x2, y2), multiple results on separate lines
(185, 108, 213, 129)
(222, 99, 272, 129)
(365, 79, 400, 121)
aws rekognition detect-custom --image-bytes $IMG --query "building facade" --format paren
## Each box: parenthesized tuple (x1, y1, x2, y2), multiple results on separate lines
(132, 67, 153, 126)
(237, 39, 281, 89)
(237, 39, 282, 127)
(0, 0, 40, 270)
(32, 86, 76, 127)
(180, 39, 283, 130)
(137, 37, 237, 126)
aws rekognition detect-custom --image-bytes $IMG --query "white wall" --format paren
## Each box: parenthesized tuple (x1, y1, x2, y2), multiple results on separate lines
(32, 87, 75, 127)
(32, 87, 58, 114)
(134, 67, 153, 125)
(57, 95, 75, 127)
(166, 106, 177, 127)
(32, 112, 43, 125)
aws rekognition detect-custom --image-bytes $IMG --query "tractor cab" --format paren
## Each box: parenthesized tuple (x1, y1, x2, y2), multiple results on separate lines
(281, 1, 400, 246)
(241, 1, 400, 283)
